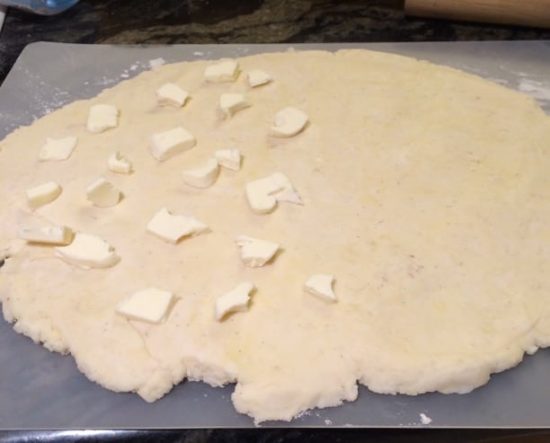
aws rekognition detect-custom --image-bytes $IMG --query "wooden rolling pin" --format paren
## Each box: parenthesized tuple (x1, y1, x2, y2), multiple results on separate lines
(405, 0, 550, 28)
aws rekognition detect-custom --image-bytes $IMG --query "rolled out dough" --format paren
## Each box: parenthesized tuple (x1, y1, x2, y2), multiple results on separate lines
(1, 50, 549, 423)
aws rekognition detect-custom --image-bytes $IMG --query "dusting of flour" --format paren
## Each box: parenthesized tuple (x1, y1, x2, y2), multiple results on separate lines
(518, 78, 550, 102)
(419, 413, 432, 425)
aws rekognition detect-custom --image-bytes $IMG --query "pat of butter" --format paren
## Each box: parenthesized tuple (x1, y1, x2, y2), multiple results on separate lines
(150, 127, 196, 162)
(215, 148, 241, 171)
(39, 136, 77, 161)
(156, 83, 189, 107)
(108, 152, 132, 174)
(87, 104, 119, 133)
(55, 233, 119, 269)
(204, 59, 239, 83)
(247, 69, 272, 87)
(304, 274, 337, 302)
(245, 172, 302, 214)
(18, 225, 74, 245)
(236, 236, 280, 267)
(116, 288, 175, 324)
(219, 93, 249, 118)
(182, 158, 219, 188)
(271, 107, 308, 137)
(26, 181, 62, 209)
(147, 207, 208, 244)
(216, 282, 255, 321)
(86, 177, 122, 208)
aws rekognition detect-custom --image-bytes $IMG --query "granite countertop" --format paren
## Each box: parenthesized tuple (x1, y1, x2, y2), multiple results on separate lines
(1, 1, 550, 442)
(1, 0, 550, 83)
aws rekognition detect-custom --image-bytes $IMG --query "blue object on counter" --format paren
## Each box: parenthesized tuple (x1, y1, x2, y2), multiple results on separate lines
(0, 0, 78, 15)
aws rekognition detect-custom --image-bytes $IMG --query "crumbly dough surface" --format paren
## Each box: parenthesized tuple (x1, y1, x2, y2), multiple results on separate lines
(1, 50, 550, 423)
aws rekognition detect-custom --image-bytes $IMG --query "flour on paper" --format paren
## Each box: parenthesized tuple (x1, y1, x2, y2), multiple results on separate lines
(518, 78, 550, 102)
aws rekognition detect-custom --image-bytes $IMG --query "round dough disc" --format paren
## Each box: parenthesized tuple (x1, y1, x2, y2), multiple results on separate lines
(1, 50, 549, 423)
